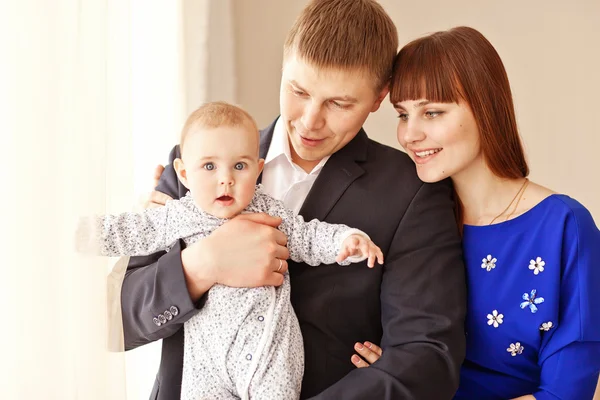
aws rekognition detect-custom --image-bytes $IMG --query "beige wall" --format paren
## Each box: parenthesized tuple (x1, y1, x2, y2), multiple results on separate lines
(232, 0, 600, 218)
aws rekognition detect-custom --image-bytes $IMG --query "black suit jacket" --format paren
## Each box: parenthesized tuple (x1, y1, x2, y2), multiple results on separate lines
(121, 119, 467, 399)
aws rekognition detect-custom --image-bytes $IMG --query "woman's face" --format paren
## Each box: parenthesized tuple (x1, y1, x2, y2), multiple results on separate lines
(394, 99, 482, 183)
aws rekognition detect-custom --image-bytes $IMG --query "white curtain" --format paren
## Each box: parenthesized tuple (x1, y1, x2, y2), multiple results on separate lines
(0, 0, 234, 398)
(0, 0, 131, 398)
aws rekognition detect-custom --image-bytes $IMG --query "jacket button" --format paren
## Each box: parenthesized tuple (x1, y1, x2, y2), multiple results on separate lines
(153, 317, 162, 326)
(158, 314, 167, 324)
(164, 310, 173, 320)
(170, 306, 179, 316)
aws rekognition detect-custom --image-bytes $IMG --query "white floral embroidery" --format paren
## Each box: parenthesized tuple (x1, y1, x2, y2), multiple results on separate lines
(529, 257, 545, 275)
(540, 321, 553, 331)
(507, 342, 524, 356)
(487, 310, 504, 328)
(481, 255, 497, 272)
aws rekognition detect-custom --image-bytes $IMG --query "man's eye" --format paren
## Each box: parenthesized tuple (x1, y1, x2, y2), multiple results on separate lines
(331, 101, 348, 109)
(234, 162, 245, 170)
(203, 163, 215, 171)
(397, 113, 408, 121)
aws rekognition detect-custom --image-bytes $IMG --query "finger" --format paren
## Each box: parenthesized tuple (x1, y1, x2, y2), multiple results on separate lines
(359, 241, 369, 261)
(271, 228, 289, 247)
(336, 247, 351, 263)
(273, 258, 288, 274)
(149, 190, 173, 206)
(264, 272, 285, 287)
(236, 212, 282, 228)
(367, 248, 376, 268)
(377, 247, 384, 265)
(152, 164, 165, 187)
(354, 342, 380, 364)
(364, 341, 383, 357)
(351, 354, 369, 369)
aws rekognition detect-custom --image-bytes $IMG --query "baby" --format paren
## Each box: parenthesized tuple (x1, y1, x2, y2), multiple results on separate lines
(78, 101, 383, 400)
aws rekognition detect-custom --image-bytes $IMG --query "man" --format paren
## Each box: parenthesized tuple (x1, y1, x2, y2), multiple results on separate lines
(122, 0, 466, 398)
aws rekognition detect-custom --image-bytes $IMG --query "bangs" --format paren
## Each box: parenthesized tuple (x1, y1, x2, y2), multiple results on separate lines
(390, 37, 464, 105)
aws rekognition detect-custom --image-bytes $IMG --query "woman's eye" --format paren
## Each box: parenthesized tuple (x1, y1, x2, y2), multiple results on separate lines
(397, 113, 408, 121)
(425, 111, 443, 118)
(203, 163, 215, 171)
(234, 162, 245, 170)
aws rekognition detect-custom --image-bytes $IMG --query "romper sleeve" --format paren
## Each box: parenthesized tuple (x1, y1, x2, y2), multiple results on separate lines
(534, 200, 600, 400)
(76, 201, 175, 256)
(256, 191, 369, 266)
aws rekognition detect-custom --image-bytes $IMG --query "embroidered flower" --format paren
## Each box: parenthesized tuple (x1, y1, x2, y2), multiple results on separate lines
(507, 342, 524, 356)
(520, 289, 545, 313)
(540, 321, 553, 331)
(481, 255, 497, 272)
(487, 310, 504, 328)
(529, 257, 545, 275)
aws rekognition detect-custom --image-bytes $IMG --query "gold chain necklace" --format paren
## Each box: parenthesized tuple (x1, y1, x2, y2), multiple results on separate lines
(489, 178, 529, 225)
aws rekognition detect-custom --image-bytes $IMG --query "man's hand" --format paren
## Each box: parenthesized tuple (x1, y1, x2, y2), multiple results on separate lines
(181, 212, 290, 301)
(141, 165, 173, 209)
(336, 234, 384, 268)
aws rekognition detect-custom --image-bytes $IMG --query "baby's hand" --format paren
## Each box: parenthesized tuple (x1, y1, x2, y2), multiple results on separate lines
(336, 234, 384, 268)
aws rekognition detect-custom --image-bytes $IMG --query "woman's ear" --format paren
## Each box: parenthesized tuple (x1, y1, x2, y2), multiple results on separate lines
(173, 158, 190, 189)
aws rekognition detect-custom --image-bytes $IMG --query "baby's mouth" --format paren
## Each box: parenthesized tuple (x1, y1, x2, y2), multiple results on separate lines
(216, 195, 234, 205)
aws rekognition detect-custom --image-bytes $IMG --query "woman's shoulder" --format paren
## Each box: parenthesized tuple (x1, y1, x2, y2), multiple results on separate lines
(523, 182, 596, 225)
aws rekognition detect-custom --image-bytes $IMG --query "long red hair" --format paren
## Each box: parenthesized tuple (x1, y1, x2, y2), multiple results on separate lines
(390, 26, 529, 229)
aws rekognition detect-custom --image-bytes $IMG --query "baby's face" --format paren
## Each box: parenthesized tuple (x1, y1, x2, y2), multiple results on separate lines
(179, 124, 263, 219)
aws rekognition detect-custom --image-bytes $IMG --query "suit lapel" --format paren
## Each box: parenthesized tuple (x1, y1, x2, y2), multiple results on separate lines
(257, 119, 369, 221)
(298, 129, 368, 221)
(257, 118, 277, 184)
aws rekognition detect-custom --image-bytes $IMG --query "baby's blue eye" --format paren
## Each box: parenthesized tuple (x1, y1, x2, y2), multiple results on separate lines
(234, 162, 245, 170)
(203, 162, 215, 171)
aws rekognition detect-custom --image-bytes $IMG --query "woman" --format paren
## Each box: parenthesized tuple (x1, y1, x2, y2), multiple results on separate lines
(351, 26, 600, 399)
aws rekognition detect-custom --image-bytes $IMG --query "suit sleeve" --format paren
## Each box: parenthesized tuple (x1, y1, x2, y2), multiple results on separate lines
(312, 180, 467, 399)
(534, 202, 600, 400)
(121, 145, 204, 350)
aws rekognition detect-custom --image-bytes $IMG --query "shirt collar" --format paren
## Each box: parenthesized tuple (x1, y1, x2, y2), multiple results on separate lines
(264, 117, 330, 174)
(264, 117, 291, 165)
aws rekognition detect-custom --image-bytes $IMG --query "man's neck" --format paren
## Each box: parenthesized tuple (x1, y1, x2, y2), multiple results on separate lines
(289, 144, 322, 173)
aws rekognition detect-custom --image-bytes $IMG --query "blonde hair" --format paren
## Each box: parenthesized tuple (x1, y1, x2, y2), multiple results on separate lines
(180, 101, 259, 153)
(283, 0, 398, 90)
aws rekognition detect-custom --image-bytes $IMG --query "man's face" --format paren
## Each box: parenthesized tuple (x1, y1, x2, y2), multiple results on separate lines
(280, 53, 388, 172)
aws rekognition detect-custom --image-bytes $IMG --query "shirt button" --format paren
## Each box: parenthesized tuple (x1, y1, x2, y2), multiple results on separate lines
(246, 354, 252, 361)
(153, 317, 162, 326)
(170, 306, 179, 316)
(258, 316, 264, 322)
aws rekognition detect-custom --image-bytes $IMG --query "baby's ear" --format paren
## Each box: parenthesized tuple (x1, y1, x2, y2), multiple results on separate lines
(173, 158, 189, 189)
(257, 158, 265, 174)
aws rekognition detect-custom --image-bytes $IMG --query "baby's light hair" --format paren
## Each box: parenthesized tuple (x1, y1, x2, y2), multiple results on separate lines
(180, 101, 259, 153)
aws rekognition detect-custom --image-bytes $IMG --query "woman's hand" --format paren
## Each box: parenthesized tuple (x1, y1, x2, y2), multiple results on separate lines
(351, 341, 383, 368)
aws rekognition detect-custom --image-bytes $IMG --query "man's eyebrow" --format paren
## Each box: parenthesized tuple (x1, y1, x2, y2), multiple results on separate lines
(289, 80, 306, 91)
(289, 80, 357, 103)
(328, 94, 358, 103)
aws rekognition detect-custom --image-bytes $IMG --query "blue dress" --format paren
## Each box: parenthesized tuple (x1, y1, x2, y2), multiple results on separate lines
(454, 195, 600, 400)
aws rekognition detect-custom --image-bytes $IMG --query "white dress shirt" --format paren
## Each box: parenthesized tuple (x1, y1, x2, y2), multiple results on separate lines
(261, 118, 330, 215)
